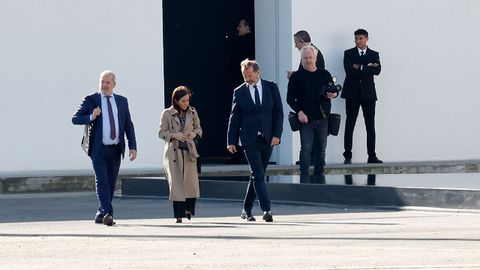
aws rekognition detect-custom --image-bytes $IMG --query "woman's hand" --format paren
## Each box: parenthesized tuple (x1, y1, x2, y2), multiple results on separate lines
(186, 132, 197, 141)
(172, 132, 188, 142)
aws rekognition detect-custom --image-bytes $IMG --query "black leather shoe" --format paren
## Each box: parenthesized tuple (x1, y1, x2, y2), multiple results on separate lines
(185, 213, 192, 220)
(94, 215, 103, 224)
(241, 210, 256, 221)
(344, 158, 352, 164)
(103, 214, 115, 226)
(263, 211, 273, 222)
(367, 156, 383, 163)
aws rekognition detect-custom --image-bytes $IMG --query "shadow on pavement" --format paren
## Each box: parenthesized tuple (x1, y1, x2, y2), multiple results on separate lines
(0, 192, 400, 223)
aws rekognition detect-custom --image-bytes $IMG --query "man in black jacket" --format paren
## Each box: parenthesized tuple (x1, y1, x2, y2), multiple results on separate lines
(287, 30, 325, 79)
(341, 29, 382, 164)
(287, 46, 337, 183)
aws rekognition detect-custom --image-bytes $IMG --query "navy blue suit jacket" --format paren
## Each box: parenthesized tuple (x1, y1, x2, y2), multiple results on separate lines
(227, 79, 283, 147)
(341, 47, 381, 101)
(72, 92, 137, 158)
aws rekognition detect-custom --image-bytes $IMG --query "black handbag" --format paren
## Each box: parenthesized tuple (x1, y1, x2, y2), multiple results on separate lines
(328, 113, 341, 136)
(288, 111, 301, 132)
(178, 135, 201, 151)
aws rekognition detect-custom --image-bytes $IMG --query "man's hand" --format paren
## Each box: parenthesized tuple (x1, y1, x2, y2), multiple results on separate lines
(227, 145, 237, 154)
(298, 111, 308, 124)
(352, 64, 360, 69)
(326, 92, 337, 99)
(129, 149, 137, 161)
(271, 137, 280, 146)
(91, 107, 101, 120)
(172, 132, 188, 141)
(367, 63, 379, 67)
(287, 70, 294, 79)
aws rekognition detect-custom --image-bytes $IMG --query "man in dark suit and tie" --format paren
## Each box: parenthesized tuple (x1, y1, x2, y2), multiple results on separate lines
(72, 70, 137, 226)
(341, 29, 383, 164)
(227, 59, 283, 222)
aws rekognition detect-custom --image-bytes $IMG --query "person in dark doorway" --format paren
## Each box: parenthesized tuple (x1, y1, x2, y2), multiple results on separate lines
(228, 19, 256, 165)
(341, 29, 382, 164)
(159, 86, 203, 223)
(227, 59, 283, 222)
(287, 30, 325, 79)
(287, 46, 338, 183)
(72, 70, 137, 226)
(233, 19, 255, 68)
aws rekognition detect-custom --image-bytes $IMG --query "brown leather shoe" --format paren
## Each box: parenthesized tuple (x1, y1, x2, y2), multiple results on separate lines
(103, 214, 115, 226)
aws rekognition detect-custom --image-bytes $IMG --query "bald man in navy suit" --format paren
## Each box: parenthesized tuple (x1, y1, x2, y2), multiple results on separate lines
(72, 70, 137, 226)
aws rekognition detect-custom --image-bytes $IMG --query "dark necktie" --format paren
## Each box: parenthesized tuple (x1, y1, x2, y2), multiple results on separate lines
(360, 50, 365, 64)
(360, 50, 365, 70)
(254, 85, 261, 108)
(106, 96, 116, 140)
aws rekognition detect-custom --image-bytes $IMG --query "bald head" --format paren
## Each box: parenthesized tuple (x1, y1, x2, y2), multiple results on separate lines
(99, 70, 116, 96)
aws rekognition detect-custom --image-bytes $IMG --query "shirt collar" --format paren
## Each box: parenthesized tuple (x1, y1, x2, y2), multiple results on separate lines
(357, 47, 368, 55)
(99, 91, 115, 99)
(247, 79, 261, 88)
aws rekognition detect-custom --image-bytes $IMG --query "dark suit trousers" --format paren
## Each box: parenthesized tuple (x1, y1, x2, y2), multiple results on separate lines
(91, 145, 121, 216)
(344, 98, 377, 158)
(242, 136, 272, 214)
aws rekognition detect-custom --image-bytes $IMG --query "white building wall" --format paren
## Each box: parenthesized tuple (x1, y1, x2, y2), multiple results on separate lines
(289, 0, 480, 163)
(0, 0, 165, 173)
(1, 0, 478, 174)
(255, 0, 294, 165)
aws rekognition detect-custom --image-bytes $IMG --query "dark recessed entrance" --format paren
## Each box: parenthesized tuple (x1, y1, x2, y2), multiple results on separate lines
(163, 0, 254, 163)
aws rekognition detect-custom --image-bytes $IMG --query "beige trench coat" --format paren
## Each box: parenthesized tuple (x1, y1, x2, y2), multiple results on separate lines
(159, 106, 202, 201)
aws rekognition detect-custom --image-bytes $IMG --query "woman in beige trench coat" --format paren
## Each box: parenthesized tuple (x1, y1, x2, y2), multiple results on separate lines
(159, 86, 202, 223)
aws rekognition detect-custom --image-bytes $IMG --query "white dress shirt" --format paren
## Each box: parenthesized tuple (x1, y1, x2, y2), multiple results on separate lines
(247, 79, 262, 105)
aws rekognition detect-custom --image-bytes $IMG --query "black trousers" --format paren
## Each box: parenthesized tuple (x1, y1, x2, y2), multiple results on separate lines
(173, 198, 196, 219)
(343, 98, 377, 158)
(242, 136, 272, 214)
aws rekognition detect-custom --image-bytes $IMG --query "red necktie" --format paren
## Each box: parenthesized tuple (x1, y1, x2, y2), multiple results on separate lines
(106, 96, 116, 140)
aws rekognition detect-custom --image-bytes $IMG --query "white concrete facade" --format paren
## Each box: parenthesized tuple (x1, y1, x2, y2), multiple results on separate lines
(0, 0, 165, 173)
(1, 0, 479, 174)
(257, 0, 480, 164)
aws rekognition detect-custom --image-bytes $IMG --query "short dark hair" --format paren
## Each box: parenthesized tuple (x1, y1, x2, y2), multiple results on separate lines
(354, 29, 369, 37)
(171, 86, 192, 113)
(293, 30, 311, 43)
(240, 58, 260, 72)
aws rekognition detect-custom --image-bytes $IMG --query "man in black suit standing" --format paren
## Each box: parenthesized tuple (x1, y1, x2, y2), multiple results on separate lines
(227, 59, 283, 222)
(341, 29, 382, 164)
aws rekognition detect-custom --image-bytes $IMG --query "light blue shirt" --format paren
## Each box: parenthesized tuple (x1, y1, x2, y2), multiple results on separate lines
(99, 92, 120, 145)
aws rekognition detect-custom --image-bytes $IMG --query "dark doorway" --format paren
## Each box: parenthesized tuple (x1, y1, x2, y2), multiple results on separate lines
(163, 0, 254, 163)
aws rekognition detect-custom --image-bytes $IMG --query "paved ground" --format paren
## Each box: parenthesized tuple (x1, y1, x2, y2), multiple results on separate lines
(1, 192, 480, 270)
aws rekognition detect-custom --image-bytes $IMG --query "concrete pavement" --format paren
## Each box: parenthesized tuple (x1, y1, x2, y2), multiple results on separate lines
(1, 192, 480, 269)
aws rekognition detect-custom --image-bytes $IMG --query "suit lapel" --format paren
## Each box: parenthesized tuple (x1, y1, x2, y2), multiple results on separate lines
(352, 48, 361, 64)
(242, 83, 256, 108)
(260, 80, 268, 109)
